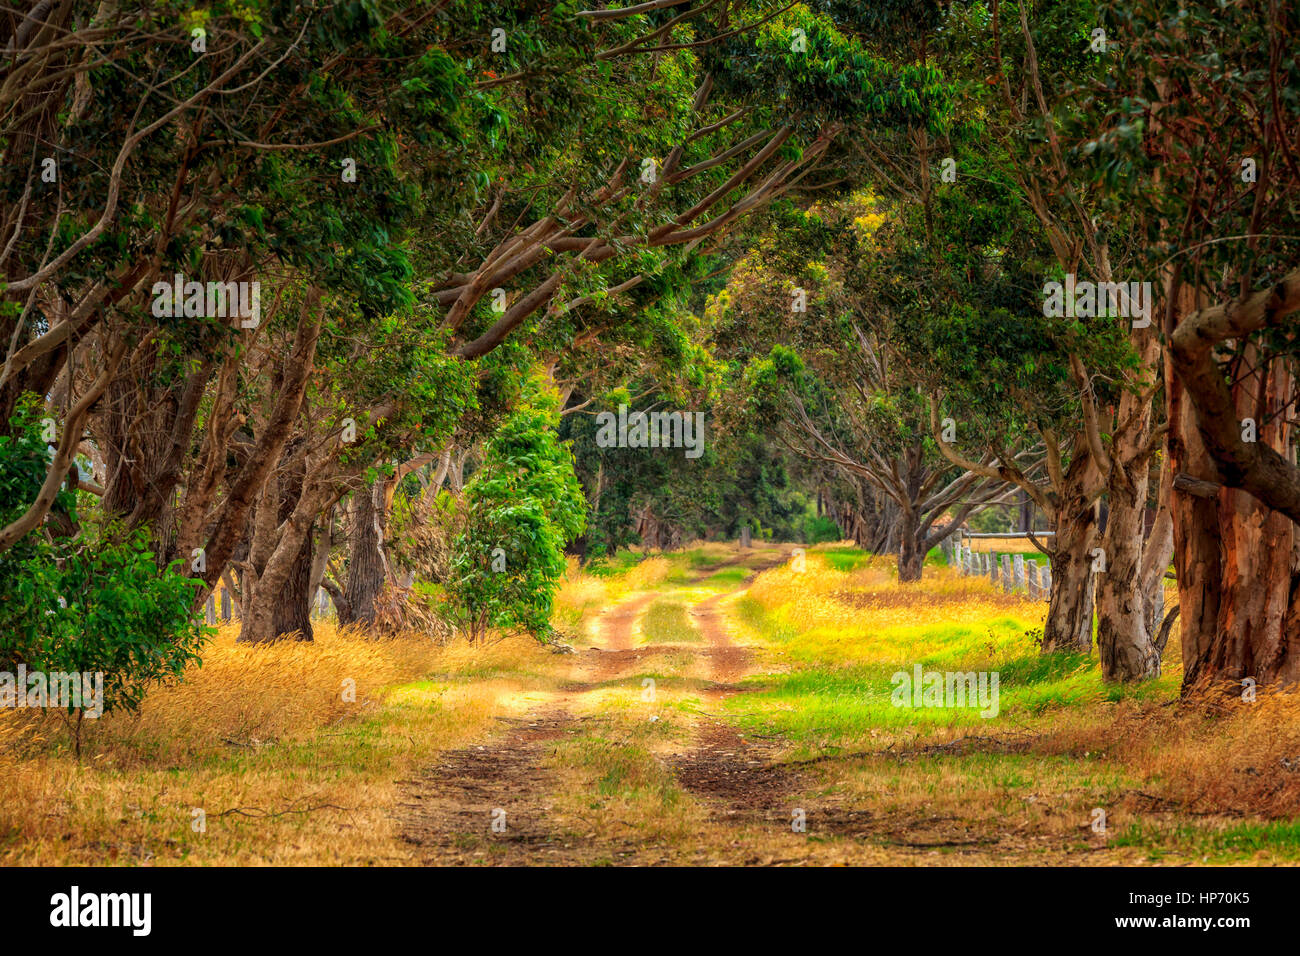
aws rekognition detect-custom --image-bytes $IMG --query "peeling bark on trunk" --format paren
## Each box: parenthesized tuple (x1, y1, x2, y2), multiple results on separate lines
(1092, 320, 1164, 682)
(1169, 362, 1224, 684)
(1177, 350, 1300, 691)
(1140, 457, 1175, 638)
(1096, 472, 1161, 681)
(1036, 449, 1101, 653)
(1042, 501, 1097, 653)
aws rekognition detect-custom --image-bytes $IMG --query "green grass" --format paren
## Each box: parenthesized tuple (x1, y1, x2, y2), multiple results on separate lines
(586, 549, 649, 577)
(640, 597, 701, 643)
(699, 566, 749, 590)
(1113, 819, 1300, 862)
(685, 549, 720, 569)
(730, 596, 1180, 744)
(819, 545, 871, 572)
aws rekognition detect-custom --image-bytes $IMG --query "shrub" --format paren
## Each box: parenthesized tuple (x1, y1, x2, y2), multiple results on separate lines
(0, 402, 208, 727)
(445, 387, 586, 642)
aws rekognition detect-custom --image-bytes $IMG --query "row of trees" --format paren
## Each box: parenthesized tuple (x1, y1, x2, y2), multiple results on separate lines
(0, 1, 953, 711)
(703, 0, 1300, 694)
(2, 1, 1298, 708)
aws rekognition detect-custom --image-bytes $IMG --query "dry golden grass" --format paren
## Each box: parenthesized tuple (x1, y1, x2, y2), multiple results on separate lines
(552, 561, 610, 642)
(77, 623, 432, 764)
(622, 555, 673, 590)
(746, 551, 1045, 656)
(6, 542, 1294, 866)
(0, 620, 564, 865)
(731, 549, 1300, 861)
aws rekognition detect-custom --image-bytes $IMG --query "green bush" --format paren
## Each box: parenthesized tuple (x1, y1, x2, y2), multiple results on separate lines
(446, 386, 586, 642)
(0, 402, 208, 723)
(801, 513, 841, 544)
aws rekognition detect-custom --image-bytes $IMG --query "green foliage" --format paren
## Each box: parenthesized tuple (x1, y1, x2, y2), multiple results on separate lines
(0, 403, 207, 718)
(801, 513, 842, 544)
(711, 3, 954, 132)
(446, 383, 586, 641)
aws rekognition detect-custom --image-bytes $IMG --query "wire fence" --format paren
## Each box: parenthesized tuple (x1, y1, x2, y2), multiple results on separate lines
(942, 531, 1053, 602)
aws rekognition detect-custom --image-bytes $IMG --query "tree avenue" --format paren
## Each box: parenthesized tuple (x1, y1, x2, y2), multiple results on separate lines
(1, 0, 1298, 728)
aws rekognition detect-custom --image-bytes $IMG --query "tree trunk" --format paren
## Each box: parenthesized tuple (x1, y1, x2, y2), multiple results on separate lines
(308, 505, 333, 600)
(1169, 359, 1224, 684)
(1091, 317, 1165, 682)
(1041, 458, 1099, 653)
(269, 525, 314, 641)
(1096, 471, 1160, 681)
(237, 440, 329, 644)
(1178, 349, 1300, 691)
(1140, 458, 1175, 638)
(897, 509, 924, 582)
(341, 482, 389, 627)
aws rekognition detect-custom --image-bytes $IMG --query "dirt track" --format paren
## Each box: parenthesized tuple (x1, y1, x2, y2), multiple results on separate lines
(394, 548, 1132, 865)
(397, 550, 807, 864)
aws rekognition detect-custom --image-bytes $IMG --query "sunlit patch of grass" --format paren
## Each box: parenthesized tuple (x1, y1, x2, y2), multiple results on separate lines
(719, 542, 1300, 862)
(818, 545, 872, 573)
(640, 597, 701, 643)
(621, 555, 673, 591)
(586, 549, 648, 578)
(1112, 819, 1300, 862)
(724, 645, 1111, 744)
(698, 566, 750, 590)
(553, 564, 609, 643)
(733, 553, 1184, 746)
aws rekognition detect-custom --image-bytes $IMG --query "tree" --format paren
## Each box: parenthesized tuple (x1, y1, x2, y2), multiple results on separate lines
(1076, 0, 1300, 690)
(447, 382, 586, 643)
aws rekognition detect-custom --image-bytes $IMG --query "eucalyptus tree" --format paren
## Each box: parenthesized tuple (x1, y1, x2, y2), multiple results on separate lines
(1074, 0, 1300, 692)
(713, 196, 1025, 581)
(332, 0, 960, 622)
(897, 0, 1180, 680)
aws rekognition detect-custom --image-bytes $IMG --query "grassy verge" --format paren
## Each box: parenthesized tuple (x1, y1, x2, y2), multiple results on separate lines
(721, 544, 1300, 863)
